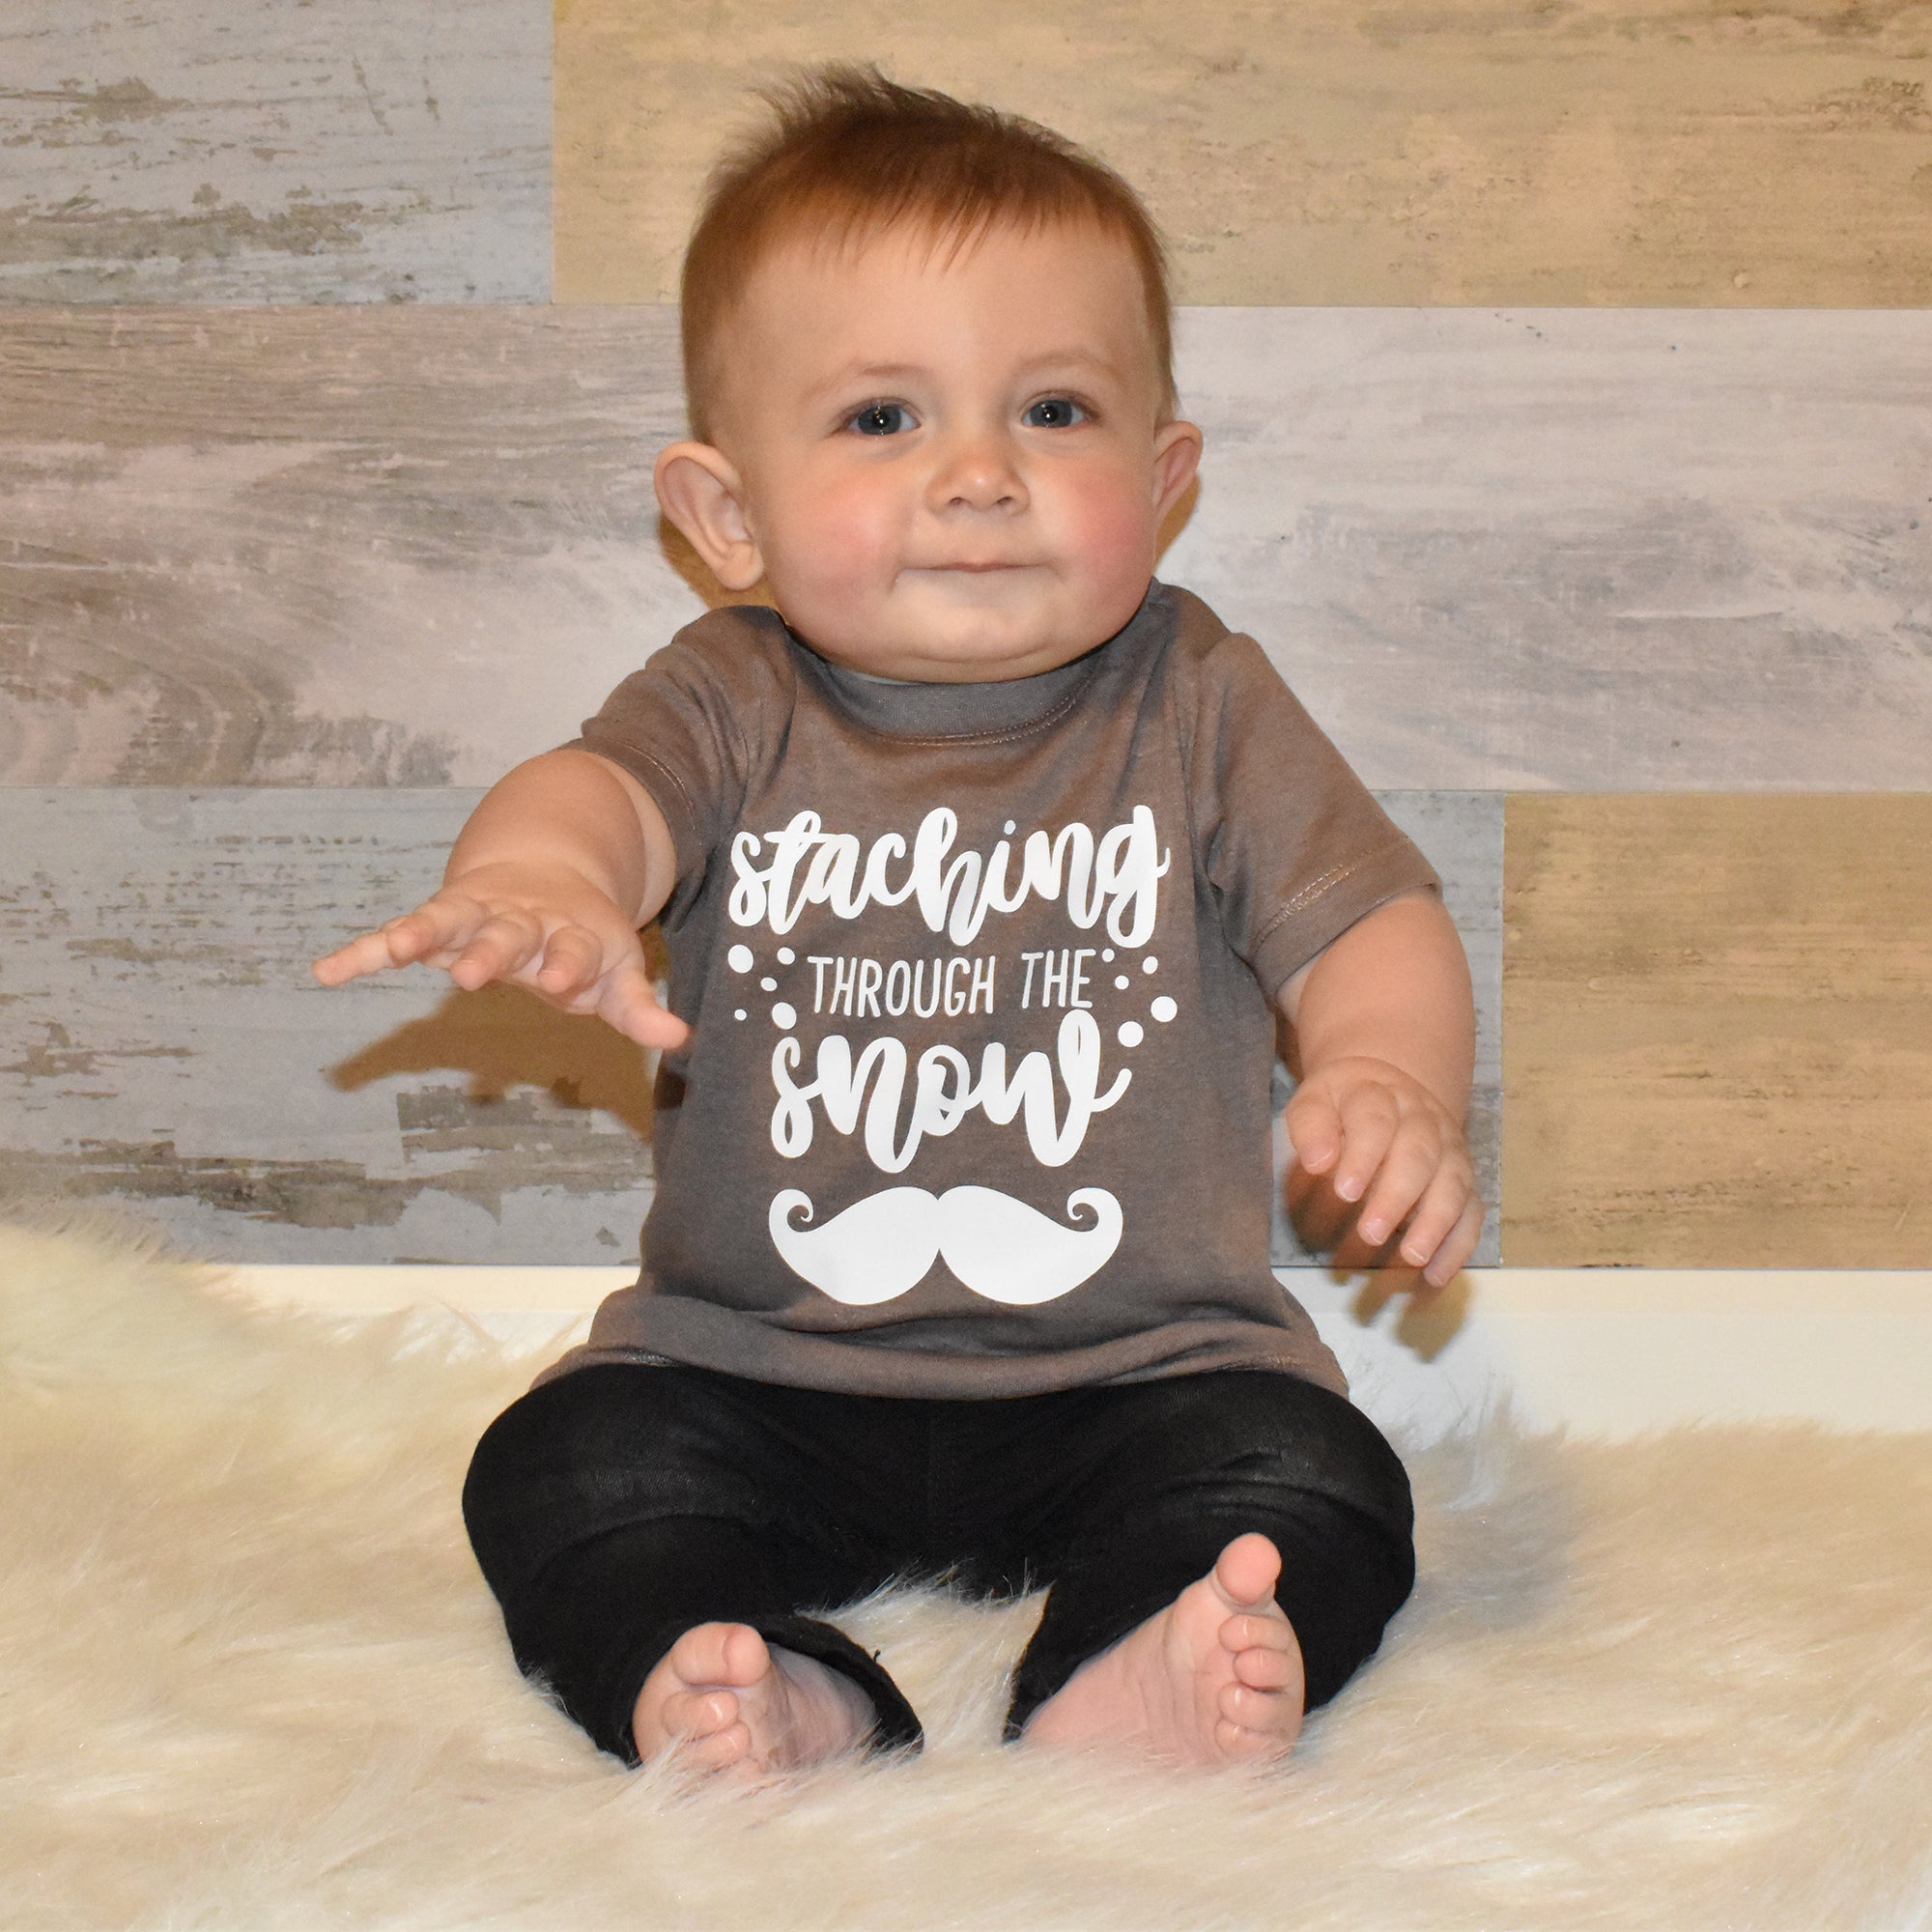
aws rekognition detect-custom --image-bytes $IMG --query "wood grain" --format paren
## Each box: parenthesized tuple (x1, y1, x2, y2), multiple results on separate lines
(5, 304, 1925, 791)
(0, 306, 689, 786)
(555, 0, 1932, 307)
(0, 0, 549, 302)
(0, 789, 656, 1264)
(0, 787, 1496, 1266)
(1502, 795, 1932, 1266)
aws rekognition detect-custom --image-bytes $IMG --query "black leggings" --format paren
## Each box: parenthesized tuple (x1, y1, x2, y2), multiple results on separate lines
(462, 1363, 1415, 1763)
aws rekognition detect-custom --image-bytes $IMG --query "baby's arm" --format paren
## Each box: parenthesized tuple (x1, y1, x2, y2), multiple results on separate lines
(312, 748, 690, 1050)
(1277, 889, 1481, 1290)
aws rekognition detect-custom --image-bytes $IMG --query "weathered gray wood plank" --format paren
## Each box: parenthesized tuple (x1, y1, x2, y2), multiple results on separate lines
(0, 0, 549, 302)
(0, 789, 656, 1263)
(0, 307, 688, 785)
(0, 787, 1499, 1266)
(7, 306, 1921, 791)
(1168, 306, 1932, 791)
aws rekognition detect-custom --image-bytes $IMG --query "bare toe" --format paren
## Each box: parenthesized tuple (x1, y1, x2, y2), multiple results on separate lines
(1213, 1531, 1282, 1610)
(1232, 1644, 1296, 1691)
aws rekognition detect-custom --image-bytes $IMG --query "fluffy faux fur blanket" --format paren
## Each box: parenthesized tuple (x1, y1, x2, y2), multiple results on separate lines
(4, 1219, 1929, 1930)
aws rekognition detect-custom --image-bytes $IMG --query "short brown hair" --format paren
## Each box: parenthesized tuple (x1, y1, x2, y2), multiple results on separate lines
(679, 65, 1177, 442)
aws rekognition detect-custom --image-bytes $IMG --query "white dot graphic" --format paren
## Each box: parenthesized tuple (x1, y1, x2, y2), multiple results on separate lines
(777, 947, 795, 965)
(1151, 995, 1178, 1023)
(727, 945, 753, 973)
(1114, 975, 1130, 991)
(759, 976, 777, 991)
(1118, 1020, 1145, 1048)
(1100, 949, 1115, 962)
(1142, 956, 1159, 975)
(734, 1008, 748, 1022)
(1004, 819, 1016, 834)
(773, 1002, 797, 1029)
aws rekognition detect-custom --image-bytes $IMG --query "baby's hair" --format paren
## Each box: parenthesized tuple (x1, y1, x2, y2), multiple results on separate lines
(680, 64, 1177, 441)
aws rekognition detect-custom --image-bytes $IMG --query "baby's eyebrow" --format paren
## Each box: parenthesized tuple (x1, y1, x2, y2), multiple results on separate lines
(809, 360, 930, 404)
(1008, 349, 1123, 384)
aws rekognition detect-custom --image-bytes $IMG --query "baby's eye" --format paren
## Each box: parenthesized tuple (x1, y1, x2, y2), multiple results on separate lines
(848, 402, 912, 437)
(1023, 397, 1087, 429)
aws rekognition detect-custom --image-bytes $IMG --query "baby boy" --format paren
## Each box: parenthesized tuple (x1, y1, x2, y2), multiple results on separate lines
(316, 67, 1481, 1777)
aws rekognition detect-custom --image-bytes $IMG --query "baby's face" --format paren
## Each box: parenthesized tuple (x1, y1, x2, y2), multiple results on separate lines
(695, 219, 1200, 682)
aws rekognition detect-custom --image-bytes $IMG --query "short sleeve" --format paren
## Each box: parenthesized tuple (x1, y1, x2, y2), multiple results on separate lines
(1185, 630, 1439, 997)
(567, 608, 791, 884)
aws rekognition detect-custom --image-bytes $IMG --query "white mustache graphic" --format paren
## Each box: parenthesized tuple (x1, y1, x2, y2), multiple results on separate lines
(768, 1185, 1122, 1306)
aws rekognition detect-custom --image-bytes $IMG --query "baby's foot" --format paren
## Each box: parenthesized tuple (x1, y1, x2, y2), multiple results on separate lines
(632, 1622, 876, 1777)
(1021, 1533, 1305, 1765)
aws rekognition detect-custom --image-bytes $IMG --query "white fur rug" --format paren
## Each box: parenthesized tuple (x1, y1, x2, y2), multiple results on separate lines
(4, 1219, 1929, 1931)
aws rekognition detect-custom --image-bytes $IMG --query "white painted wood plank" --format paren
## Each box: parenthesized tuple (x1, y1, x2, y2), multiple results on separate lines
(0, 0, 549, 302)
(223, 1262, 1932, 1442)
(1169, 306, 1932, 790)
(4, 306, 1924, 789)
(1299, 1270, 1932, 1444)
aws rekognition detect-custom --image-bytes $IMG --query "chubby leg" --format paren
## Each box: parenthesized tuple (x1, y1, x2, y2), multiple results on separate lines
(987, 1371, 1415, 1762)
(1022, 1532, 1305, 1763)
(462, 1365, 924, 1768)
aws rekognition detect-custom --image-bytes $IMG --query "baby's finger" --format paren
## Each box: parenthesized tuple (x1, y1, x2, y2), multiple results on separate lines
(1354, 1121, 1444, 1248)
(1330, 1084, 1399, 1204)
(599, 955, 693, 1053)
(311, 927, 409, 987)
(1282, 1087, 1344, 1177)
(533, 923, 607, 1000)
(311, 897, 477, 984)
(1419, 1195, 1486, 1291)
(446, 909, 546, 990)
(1394, 1158, 1474, 1272)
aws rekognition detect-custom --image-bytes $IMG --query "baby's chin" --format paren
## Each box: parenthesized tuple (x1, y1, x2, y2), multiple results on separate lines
(815, 582, 1121, 683)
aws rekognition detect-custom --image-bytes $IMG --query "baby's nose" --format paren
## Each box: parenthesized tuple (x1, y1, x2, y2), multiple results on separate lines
(930, 430, 1028, 512)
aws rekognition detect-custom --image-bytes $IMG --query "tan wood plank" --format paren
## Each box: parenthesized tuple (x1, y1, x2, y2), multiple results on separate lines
(5, 305, 1926, 792)
(1501, 794, 1932, 1266)
(0, 0, 549, 302)
(555, 0, 1932, 307)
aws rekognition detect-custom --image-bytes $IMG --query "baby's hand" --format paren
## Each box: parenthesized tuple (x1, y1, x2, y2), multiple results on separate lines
(311, 861, 690, 1052)
(1283, 1055, 1482, 1291)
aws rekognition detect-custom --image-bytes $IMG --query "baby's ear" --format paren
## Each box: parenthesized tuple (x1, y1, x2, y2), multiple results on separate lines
(653, 441, 763, 591)
(1151, 417, 1203, 522)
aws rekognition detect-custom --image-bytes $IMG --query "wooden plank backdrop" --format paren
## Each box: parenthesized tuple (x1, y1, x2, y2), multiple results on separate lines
(0, 788, 1499, 1265)
(0, 0, 550, 303)
(554, 0, 1932, 307)
(1502, 794, 1932, 1267)
(1, 3, 1927, 1277)
(5, 305, 1925, 792)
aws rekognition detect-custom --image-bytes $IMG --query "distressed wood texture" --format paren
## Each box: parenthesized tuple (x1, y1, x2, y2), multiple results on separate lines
(0, 0, 549, 302)
(5, 304, 1927, 792)
(1164, 306, 1932, 791)
(1502, 794, 1932, 1267)
(0, 788, 1499, 1266)
(0, 789, 656, 1264)
(554, 0, 1932, 307)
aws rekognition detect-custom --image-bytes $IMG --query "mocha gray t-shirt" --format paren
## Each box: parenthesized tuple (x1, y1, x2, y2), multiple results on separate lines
(542, 582, 1437, 1401)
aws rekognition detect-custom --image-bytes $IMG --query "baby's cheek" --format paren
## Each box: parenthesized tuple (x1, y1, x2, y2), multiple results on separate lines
(1066, 488, 1166, 611)
(773, 484, 898, 600)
